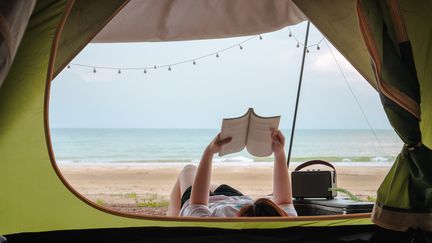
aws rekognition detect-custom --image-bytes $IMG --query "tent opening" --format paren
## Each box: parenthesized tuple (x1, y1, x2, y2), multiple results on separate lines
(49, 22, 402, 218)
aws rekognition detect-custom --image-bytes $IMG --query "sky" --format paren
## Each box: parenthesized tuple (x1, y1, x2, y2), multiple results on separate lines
(49, 22, 392, 130)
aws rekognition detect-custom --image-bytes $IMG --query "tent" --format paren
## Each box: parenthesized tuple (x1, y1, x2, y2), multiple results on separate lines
(0, 0, 431, 242)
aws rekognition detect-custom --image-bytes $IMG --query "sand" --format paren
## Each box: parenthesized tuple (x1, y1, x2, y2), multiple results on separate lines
(59, 163, 390, 216)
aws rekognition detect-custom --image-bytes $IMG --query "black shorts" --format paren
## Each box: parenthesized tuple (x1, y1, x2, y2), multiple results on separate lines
(180, 184, 244, 208)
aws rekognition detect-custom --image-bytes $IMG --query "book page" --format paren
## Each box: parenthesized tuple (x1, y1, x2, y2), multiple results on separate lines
(219, 109, 251, 156)
(246, 110, 280, 157)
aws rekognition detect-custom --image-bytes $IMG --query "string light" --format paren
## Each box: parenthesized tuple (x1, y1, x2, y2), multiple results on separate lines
(288, 27, 324, 51)
(67, 29, 325, 75)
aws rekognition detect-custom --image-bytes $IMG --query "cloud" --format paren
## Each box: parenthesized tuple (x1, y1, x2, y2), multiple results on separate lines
(308, 49, 360, 77)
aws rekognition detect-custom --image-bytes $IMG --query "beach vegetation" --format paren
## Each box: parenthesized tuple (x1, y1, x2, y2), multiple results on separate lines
(329, 188, 363, 202)
(329, 187, 376, 202)
(136, 193, 169, 208)
(125, 192, 138, 199)
(137, 200, 169, 208)
(95, 199, 105, 206)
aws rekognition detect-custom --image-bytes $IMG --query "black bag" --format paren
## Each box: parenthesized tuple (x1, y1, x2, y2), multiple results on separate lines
(293, 198, 374, 216)
(291, 160, 337, 199)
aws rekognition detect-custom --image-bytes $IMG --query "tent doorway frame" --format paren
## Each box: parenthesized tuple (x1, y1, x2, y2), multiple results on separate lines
(44, 0, 372, 223)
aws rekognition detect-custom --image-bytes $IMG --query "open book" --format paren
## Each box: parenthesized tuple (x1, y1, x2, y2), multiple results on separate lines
(219, 108, 280, 157)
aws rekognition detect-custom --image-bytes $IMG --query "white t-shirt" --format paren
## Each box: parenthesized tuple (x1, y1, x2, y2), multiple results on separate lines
(179, 195, 298, 217)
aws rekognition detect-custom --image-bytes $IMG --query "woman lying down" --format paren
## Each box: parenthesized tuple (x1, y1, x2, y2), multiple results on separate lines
(167, 129, 297, 217)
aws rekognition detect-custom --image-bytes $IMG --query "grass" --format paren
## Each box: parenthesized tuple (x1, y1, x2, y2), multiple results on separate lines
(95, 199, 105, 206)
(329, 187, 376, 202)
(137, 193, 169, 208)
(124, 192, 169, 208)
(137, 200, 169, 208)
(125, 192, 137, 199)
(366, 195, 376, 202)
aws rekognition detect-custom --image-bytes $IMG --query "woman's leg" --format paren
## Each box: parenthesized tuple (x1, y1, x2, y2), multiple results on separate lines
(166, 179, 181, 216)
(166, 164, 197, 216)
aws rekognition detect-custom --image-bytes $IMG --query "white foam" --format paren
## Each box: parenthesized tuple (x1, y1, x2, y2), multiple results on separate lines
(57, 160, 393, 168)
(192, 156, 254, 164)
(221, 156, 254, 163)
(370, 156, 389, 162)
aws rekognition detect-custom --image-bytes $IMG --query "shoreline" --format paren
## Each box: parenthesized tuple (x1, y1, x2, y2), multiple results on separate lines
(58, 161, 394, 167)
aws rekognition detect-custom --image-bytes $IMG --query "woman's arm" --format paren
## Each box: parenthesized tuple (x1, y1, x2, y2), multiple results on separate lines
(190, 134, 231, 205)
(271, 129, 293, 205)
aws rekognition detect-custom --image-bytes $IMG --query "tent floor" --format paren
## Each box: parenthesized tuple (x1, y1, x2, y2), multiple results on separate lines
(4, 225, 431, 243)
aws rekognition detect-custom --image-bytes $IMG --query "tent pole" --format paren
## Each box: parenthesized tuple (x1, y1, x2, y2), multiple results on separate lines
(287, 21, 310, 166)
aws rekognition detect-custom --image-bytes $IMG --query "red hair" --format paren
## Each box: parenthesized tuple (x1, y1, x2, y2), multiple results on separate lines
(237, 198, 288, 217)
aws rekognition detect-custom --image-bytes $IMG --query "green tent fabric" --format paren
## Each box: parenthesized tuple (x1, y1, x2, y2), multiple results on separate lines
(0, 0, 431, 237)
(355, 0, 432, 231)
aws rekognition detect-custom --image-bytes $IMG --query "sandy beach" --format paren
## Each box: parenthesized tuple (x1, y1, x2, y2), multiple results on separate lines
(59, 162, 390, 216)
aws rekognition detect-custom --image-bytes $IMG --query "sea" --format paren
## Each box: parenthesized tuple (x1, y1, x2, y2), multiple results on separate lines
(51, 128, 403, 167)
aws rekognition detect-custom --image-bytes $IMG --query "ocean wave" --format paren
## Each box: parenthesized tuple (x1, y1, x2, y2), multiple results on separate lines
(57, 155, 396, 167)
(286, 156, 396, 163)
(191, 156, 254, 163)
(57, 160, 393, 167)
(370, 156, 389, 162)
(218, 156, 254, 163)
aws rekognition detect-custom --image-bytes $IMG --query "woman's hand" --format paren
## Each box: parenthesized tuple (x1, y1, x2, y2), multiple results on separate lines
(206, 133, 232, 154)
(271, 128, 285, 157)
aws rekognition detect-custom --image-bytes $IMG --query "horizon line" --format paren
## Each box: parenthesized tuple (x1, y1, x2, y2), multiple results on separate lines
(50, 127, 394, 130)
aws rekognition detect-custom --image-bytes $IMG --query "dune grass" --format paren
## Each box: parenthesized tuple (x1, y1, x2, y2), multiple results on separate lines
(329, 187, 375, 202)
(124, 192, 169, 208)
